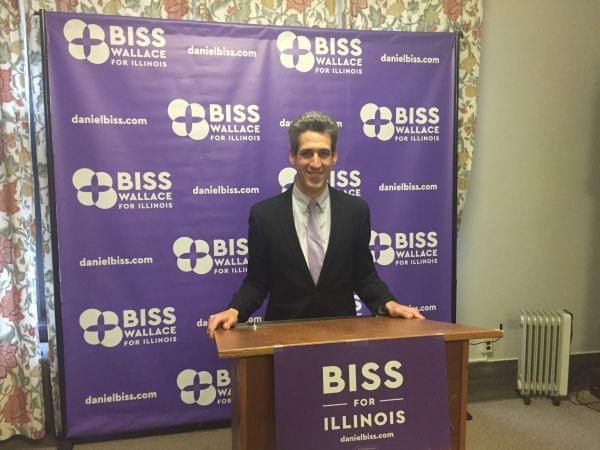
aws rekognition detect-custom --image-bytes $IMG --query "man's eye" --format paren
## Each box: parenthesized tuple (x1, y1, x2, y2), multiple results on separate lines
(298, 150, 331, 158)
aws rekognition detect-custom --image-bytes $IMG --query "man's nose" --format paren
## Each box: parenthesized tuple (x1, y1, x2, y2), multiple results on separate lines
(310, 153, 322, 167)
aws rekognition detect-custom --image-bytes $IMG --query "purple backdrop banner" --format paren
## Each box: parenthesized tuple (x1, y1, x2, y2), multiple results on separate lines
(274, 336, 450, 449)
(44, 11, 456, 438)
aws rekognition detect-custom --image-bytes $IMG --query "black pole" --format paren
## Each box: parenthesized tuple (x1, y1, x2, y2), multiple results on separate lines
(39, 9, 69, 439)
(451, 31, 461, 324)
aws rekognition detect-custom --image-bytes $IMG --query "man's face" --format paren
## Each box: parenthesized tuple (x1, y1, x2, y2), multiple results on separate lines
(289, 131, 338, 198)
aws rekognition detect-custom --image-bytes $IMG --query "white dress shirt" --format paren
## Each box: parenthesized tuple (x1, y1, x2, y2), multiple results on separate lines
(291, 184, 331, 269)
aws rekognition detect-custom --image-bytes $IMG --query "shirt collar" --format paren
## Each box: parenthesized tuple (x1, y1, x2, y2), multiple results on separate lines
(292, 182, 329, 213)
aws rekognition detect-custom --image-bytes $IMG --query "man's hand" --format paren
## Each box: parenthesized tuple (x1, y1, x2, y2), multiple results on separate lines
(384, 301, 425, 319)
(207, 308, 239, 339)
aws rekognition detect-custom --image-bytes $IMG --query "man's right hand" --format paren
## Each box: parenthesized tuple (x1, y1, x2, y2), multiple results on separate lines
(207, 308, 239, 340)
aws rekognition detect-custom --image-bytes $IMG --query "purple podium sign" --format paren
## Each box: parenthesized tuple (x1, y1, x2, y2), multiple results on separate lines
(274, 336, 450, 450)
(43, 11, 456, 439)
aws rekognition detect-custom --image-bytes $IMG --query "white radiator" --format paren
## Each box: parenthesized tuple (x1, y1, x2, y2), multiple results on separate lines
(516, 309, 572, 404)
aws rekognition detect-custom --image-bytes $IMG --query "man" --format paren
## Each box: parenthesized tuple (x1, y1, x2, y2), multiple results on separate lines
(207, 112, 423, 338)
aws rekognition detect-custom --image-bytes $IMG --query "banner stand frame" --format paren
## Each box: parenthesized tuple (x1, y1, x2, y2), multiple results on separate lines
(451, 30, 461, 324)
(38, 12, 461, 442)
(39, 8, 69, 441)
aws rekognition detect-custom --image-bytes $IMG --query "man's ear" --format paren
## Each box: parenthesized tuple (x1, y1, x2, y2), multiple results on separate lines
(332, 150, 338, 165)
(288, 149, 295, 164)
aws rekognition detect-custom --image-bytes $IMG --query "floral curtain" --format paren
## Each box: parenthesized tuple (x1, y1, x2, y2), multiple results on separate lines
(2, 0, 480, 440)
(345, 0, 482, 225)
(201, 0, 338, 26)
(0, 0, 45, 441)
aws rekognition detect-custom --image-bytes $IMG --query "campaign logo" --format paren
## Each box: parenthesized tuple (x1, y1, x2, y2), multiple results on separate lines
(63, 19, 167, 68)
(63, 19, 110, 64)
(360, 103, 441, 143)
(370, 230, 438, 267)
(167, 99, 209, 141)
(173, 236, 248, 276)
(72, 168, 118, 209)
(360, 104, 395, 142)
(79, 307, 176, 348)
(322, 359, 406, 432)
(278, 167, 297, 192)
(177, 369, 231, 406)
(277, 167, 362, 196)
(276, 31, 315, 72)
(172, 238, 213, 275)
(369, 231, 396, 266)
(72, 168, 173, 210)
(276, 31, 363, 76)
(79, 309, 122, 348)
(168, 100, 261, 142)
(354, 293, 364, 316)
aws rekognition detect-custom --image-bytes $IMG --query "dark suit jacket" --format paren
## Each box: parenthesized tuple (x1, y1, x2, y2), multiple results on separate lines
(228, 186, 395, 323)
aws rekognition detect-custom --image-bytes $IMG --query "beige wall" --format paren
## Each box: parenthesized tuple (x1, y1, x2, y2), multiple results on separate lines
(458, 0, 600, 360)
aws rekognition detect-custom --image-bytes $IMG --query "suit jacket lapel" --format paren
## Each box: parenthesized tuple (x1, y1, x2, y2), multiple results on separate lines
(276, 189, 314, 284)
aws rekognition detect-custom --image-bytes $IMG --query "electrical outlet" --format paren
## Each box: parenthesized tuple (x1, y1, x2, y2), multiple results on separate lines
(481, 340, 493, 355)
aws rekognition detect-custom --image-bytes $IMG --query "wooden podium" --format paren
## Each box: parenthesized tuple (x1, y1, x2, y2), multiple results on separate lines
(215, 317, 502, 450)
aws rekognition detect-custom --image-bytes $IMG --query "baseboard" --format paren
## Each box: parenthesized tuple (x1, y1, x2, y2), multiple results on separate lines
(467, 352, 600, 402)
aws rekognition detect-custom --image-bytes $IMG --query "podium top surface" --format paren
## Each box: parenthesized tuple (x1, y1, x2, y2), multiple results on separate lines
(214, 316, 502, 358)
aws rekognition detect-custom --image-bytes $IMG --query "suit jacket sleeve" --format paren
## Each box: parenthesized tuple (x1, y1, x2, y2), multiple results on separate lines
(227, 206, 270, 323)
(352, 202, 396, 315)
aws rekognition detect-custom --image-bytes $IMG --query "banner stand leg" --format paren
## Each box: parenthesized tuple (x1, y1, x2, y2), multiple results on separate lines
(58, 438, 73, 450)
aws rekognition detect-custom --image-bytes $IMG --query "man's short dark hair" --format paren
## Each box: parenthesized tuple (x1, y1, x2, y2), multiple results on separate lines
(288, 111, 339, 156)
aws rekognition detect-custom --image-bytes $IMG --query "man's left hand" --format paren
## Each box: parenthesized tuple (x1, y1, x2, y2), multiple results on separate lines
(384, 301, 425, 319)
